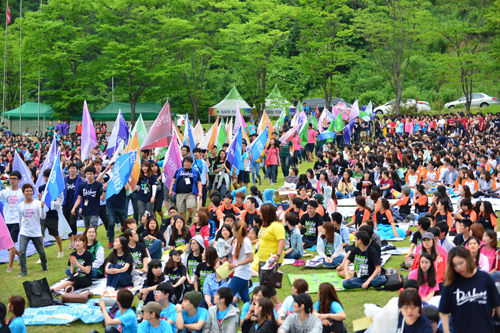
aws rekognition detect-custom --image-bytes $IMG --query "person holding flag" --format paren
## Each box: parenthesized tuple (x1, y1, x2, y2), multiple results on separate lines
(63, 163, 83, 250)
(170, 156, 203, 223)
(71, 166, 103, 230)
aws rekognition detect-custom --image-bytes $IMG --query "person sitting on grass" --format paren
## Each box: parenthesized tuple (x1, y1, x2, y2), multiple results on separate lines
(453, 219, 472, 247)
(342, 231, 387, 290)
(203, 287, 240, 333)
(408, 253, 440, 302)
(242, 297, 279, 333)
(277, 279, 309, 326)
(154, 282, 177, 330)
(397, 289, 433, 333)
(390, 185, 412, 222)
(312, 282, 347, 332)
(7, 296, 26, 333)
(138, 301, 172, 333)
(277, 293, 322, 333)
(240, 285, 278, 327)
(175, 291, 207, 333)
(317, 222, 345, 267)
(283, 213, 303, 260)
(81, 226, 105, 278)
(404, 217, 431, 269)
(299, 200, 323, 249)
(97, 289, 138, 333)
(105, 236, 133, 292)
(51, 234, 93, 294)
(138, 259, 166, 305)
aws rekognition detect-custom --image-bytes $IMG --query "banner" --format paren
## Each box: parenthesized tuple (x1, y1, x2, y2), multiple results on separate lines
(249, 127, 269, 162)
(13, 151, 37, 195)
(42, 150, 65, 208)
(35, 138, 57, 189)
(343, 119, 355, 144)
(106, 152, 135, 200)
(317, 131, 336, 141)
(141, 99, 173, 149)
(106, 110, 129, 157)
(130, 114, 148, 148)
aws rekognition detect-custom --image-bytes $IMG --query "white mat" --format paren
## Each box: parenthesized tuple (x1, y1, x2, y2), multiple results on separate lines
(51, 278, 107, 296)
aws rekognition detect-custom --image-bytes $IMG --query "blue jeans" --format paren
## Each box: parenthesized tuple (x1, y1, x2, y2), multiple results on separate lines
(228, 275, 251, 304)
(19, 235, 47, 274)
(285, 249, 301, 259)
(250, 161, 261, 185)
(320, 256, 345, 266)
(126, 192, 139, 222)
(343, 276, 387, 290)
(66, 267, 102, 279)
(177, 329, 202, 333)
(336, 191, 354, 199)
(267, 165, 277, 183)
(280, 155, 290, 178)
(106, 206, 127, 244)
(106, 264, 132, 288)
(381, 188, 391, 198)
(148, 239, 163, 260)
(292, 150, 301, 166)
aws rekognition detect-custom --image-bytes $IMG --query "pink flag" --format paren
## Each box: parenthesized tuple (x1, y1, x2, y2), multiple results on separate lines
(141, 99, 173, 149)
(349, 100, 359, 122)
(0, 214, 14, 250)
(331, 106, 340, 118)
(163, 129, 182, 192)
(335, 101, 351, 120)
(279, 123, 301, 143)
(81, 100, 98, 160)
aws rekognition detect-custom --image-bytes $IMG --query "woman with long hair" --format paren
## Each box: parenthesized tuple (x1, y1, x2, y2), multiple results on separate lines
(105, 236, 133, 291)
(227, 220, 254, 304)
(7, 296, 26, 333)
(408, 253, 439, 301)
(467, 237, 489, 272)
(242, 297, 278, 333)
(81, 226, 104, 278)
(188, 210, 210, 247)
(150, 161, 164, 220)
(482, 230, 500, 281)
(373, 198, 399, 238)
(123, 229, 149, 273)
(336, 171, 354, 199)
(412, 233, 447, 285)
(213, 149, 231, 197)
(169, 215, 192, 252)
(163, 249, 186, 304)
(435, 198, 454, 229)
(141, 218, 165, 260)
(258, 203, 285, 305)
(138, 259, 165, 305)
(247, 186, 264, 208)
(137, 161, 158, 219)
(194, 246, 218, 293)
(478, 201, 498, 231)
(347, 196, 371, 230)
(316, 171, 331, 195)
(317, 222, 345, 267)
(265, 138, 280, 185)
(312, 282, 346, 329)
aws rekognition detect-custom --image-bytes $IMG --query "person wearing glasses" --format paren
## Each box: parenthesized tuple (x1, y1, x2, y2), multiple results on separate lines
(154, 282, 177, 332)
(0, 171, 25, 273)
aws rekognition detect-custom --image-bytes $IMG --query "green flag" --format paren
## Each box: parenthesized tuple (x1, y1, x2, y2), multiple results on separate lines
(156, 146, 169, 159)
(216, 119, 227, 153)
(333, 111, 344, 132)
(299, 121, 309, 143)
(360, 101, 372, 122)
(309, 115, 318, 130)
(130, 114, 148, 148)
(274, 109, 286, 131)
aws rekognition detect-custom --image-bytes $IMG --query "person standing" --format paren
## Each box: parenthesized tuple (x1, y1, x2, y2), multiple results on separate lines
(0, 171, 25, 273)
(306, 123, 316, 162)
(279, 137, 292, 179)
(264, 139, 280, 186)
(17, 184, 47, 277)
(170, 156, 202, 223)
(227, 221, 254, 304)
(62, 163, 82, 250)
(46, 121, 55, 137)
(193, 148, 209, 208)
(71, 166, 103, 230)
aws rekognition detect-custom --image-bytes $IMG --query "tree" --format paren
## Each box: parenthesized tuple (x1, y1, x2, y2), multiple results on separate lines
(354, 0, 430, 114)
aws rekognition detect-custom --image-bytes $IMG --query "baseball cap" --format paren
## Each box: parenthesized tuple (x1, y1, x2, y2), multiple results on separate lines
(422, 232, 434, 240)
(141, 301, 162, 315)
(292, 294, 313, 314)
(169, 249, 182, 257)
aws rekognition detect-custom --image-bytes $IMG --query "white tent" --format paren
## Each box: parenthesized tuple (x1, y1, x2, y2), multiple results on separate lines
(209, 86, 252, 117)
(265, 85, 289, 117)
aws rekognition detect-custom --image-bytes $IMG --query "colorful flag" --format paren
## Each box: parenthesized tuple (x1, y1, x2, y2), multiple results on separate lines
(317, 131, 336, 141)
(249, 127, 269, 162)
(279, 123, 301, 143)
(343, 119, 356, 144)
(0, 213, 13, 250)
(360, 102, 372, 122)
(124, 133, 140, 190)
(198, 122, 214, 150)
(163, 139, 182, 191)
(6, 2, 11, 26)
(274, 109, 286, 131)
(141, 99, 173, 149)
(333, 111, 344, 132)
(13, 151, 37, 195)
(42, 150, 65, 208)
(193, 120, 204, 145)
(106, 152, 136, 200)
(226, 127, 242, 175)
(290, 112, 298, 127)
(183, 114, 196, 154)
(349, 99, 359, 122)
(109, 140, 126, 164)
(258, 110, 273, 137)
(216, 119, 227, 152)
(130, 114, 147, 148)
(208, 117, 219, 152)
(81, 100, 98, 160)
(226, 117, 233, 143)
(107, 110, 129, 157)
(35, 138, 57, 189)
(299, 120, 309, 143)
(309, 114, 318, 130)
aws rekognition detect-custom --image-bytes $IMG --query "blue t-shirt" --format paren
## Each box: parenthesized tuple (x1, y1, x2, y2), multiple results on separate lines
(182, 307, 207, 326)
(115, 308, 138, 333)
(160, 303, 177, 333)
(9, 317, 27, 333)
(397, 313, 433, 333)
(239, 153, 248, 171)
(248, 125, 256, 135)
(240, 302, 278, 320)
(313, 301, 344, 314)
(217, 307, 229, 320)
(77, 181, 103, 216)
(138, 318, 172, 333)
(175, 168, 198, 194)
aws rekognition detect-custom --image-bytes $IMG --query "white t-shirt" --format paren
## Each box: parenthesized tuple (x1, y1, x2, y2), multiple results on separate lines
(0, 188, 25, 224)
(18, 200, 46, 238)
(232, 237, 253, 280)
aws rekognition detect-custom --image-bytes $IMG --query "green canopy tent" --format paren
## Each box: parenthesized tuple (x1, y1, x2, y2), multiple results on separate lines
(4, 102, 54, 119)
(89, 102, 163, 121)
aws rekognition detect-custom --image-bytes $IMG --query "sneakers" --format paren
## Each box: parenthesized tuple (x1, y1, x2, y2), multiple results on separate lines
(105, 286, 116, 292)
(292, 259, 305, 267)
(258, 179, 262, 186)
(36, 259, 41, 264)
(18, 272, 27, 277)
(67, 242, 74, 250)
(57, 251, 64, 258)
(43, 268, 49, 272)
(108, 243, 113, 250)
(6, 267, 12, 273)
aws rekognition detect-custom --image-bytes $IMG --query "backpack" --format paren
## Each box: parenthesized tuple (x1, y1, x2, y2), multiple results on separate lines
(384, 274, 404, 291)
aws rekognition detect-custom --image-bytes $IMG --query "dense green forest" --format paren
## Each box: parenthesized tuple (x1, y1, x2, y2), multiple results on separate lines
(0, 0, 499, 123)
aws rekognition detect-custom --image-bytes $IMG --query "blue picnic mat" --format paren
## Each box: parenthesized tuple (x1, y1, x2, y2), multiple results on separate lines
(0, 241, 54, 264)
(374, 224, 406, 240)
(23, 299, 105, 325)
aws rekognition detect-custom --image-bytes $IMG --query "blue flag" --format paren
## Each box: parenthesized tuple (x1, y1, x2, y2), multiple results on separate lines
(317, 131, 336, 141)
(343, 119, 356, 144)
(249, 126, 269, 162)
(183, 114, 196, 156)
(13, 151, 37, 195)
(226, 127, 242, 175)
(43, 150, 64, 208)
(106, 152, 136, 200)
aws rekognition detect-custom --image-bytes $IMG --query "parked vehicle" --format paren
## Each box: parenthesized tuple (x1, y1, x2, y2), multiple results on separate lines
(444, 93, 499, 109)
(373, 99, 431, 114)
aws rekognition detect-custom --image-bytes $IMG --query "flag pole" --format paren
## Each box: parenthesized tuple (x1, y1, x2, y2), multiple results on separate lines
(19, 0, 22, 134)
(37, 0, 41, 134)
(2, 1, 8, 124)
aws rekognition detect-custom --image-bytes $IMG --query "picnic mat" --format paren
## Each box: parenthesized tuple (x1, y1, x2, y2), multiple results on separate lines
(51, 278, 108, 296)
(23, 299, 104, 325)
(0, 240, 54, 264)
(288, 272, 345, 293)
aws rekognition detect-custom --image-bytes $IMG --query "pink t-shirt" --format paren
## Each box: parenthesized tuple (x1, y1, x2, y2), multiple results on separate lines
(308, 129, 316, 143)
(481, 247, 497, 271)
(408, 269, 440, 299)
(292, 137, 303, 151)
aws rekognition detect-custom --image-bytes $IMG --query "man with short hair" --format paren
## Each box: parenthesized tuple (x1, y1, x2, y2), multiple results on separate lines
(284, 168, 298, 185)
(0, 171, 25, 272)
(203, 287, 240, 333)
(299, 200, 323, 249)
(98, 289, 138, 333)
(175, 290, 207, 333)
(239, 197, 261, 228)
(193, 148, 209, 207)
(71, 166, 103, 229)
(170, 156, 202, 222)
(155, 282, 177, 331)
(138, 301, 173, 333)
(17, 183, 47, 277)
(63, 163, 83, 249)
(331, 212, 350, 248)
(180, 146, 190, 159)
(215, 194, 241, 228)
(277, 293, 322, 333)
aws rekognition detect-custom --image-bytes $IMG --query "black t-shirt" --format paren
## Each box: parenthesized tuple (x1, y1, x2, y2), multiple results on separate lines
(137, 175, 158, 201)
(160, 217, 172, 234)
(314, 160, 327, 173)
(107, 187, 127, 209)
(411, 231, 422, 246)
(142, 230, 166, 248)
(65, 177, 77, 206)
(243, 211, 258, 227)
(397, 313, 433, 333)
(163, 265, 186, 285)
(439, 270, 500, 333)
(39, 184, 58, 220)
(68, 250, 93, 279)
(129, 242, 148, 270)
(299, 213, 323, 242)
(168, 231, 192, 248)
(347, 245, 380, 280)
(111, 253, 134, 275)
(77, 181, 103, 216)
(453, 234, 470, 247)
(186, 252, 203, 277)
(194, 262, 214, 292)
(175, 168, 195, 194)
(335, 161, 349, 175)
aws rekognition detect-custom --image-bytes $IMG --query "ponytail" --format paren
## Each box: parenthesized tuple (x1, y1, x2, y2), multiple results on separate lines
(234, 221, 248, 256)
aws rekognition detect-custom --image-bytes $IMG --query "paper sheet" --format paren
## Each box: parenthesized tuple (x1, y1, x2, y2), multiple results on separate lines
(353, 317, 373, 331)
(216, 262, 234, 279)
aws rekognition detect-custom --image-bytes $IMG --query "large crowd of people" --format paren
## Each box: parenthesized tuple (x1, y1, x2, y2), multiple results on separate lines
(2, 110, 500, 333)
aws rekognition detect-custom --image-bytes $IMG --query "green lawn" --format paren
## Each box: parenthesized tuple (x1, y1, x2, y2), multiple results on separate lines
(0, 159, 410, 333)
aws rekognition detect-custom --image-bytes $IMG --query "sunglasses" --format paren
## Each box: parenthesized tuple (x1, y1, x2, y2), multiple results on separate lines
(153, 290, 163, 295)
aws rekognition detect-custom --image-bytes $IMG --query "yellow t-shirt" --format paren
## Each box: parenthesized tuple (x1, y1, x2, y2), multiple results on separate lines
(258, 221, 286, 264)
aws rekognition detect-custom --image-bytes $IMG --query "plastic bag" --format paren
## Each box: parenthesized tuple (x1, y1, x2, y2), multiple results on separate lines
(365, 297, 399, 333)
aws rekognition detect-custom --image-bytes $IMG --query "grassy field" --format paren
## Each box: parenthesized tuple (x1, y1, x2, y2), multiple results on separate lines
(0, 160, 411, 333)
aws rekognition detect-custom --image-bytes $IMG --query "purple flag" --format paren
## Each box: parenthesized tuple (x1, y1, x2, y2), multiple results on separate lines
(0, 214, 14, 250)
(35, 138, 57, 189)
(349, 100, 359, 122)
(13, 151, 37, 195)
(81, 100, 98, 160)
(343, 119, 356, 144)
(107, 110, 130, 157)
(163, 130, 182, 192)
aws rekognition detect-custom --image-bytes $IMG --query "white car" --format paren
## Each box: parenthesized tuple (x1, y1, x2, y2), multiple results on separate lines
(373, 99, 431, 114)
(444, 93, 499, 109)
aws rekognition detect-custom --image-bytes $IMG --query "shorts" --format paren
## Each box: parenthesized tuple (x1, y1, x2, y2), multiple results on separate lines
(176, 193, 197, 213)
(154, 195, 164, 212)
(41, 219, 59, 237)
(7, 223, 19, 243)
(237, 171, 250, 183)
(305, 143, 315, 152)
(360, 132, 367, 137)
(163, 183, 170, 201)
